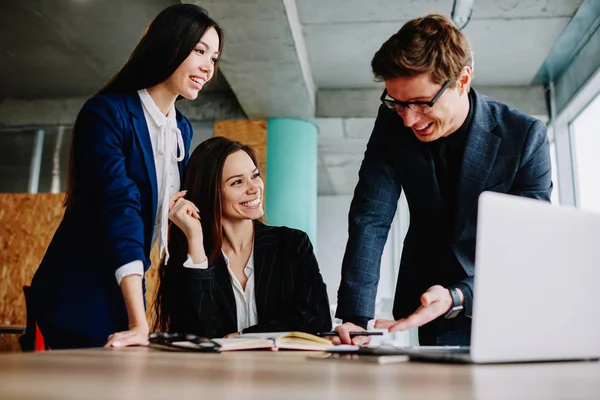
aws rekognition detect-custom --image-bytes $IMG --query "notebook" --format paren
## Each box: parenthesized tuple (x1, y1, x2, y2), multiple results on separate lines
(149, 331, 334, 352)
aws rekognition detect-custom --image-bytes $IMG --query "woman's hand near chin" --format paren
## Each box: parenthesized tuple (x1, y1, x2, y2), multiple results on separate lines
(168, 193, 206, 263)
(168, 194, 202, 239)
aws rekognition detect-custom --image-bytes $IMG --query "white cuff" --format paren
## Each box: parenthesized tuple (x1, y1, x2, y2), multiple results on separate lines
(183, 254, 209, 269)
(115, 260, 144, 285)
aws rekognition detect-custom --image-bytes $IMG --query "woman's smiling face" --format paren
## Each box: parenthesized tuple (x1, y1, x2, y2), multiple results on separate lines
(221, 150, 264, 221)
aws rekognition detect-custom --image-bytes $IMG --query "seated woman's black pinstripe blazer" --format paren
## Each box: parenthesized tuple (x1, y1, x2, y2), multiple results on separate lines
(168, 221, 332, 338)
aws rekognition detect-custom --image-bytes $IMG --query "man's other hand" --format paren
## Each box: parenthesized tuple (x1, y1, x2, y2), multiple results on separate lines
(375, 285, 463, 332)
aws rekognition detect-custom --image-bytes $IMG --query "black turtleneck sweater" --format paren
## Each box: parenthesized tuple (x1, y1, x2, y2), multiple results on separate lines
(430, 90, 474, 223)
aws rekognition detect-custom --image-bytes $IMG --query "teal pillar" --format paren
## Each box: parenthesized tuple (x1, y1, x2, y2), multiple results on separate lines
(266, 118, 318, 246)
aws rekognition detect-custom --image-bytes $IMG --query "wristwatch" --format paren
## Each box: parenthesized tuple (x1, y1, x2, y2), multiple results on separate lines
(444, 287, 464, 319)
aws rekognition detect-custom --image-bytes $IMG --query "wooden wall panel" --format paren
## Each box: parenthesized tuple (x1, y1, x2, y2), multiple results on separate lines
(0, 194, 64, 351)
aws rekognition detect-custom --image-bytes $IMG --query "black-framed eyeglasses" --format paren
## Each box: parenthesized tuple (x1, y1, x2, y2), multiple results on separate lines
(380, 81, 451, 114)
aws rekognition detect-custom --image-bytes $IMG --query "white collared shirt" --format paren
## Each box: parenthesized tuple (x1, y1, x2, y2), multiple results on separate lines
(114, 90, 184, 285)
(183, 251, 259, 333)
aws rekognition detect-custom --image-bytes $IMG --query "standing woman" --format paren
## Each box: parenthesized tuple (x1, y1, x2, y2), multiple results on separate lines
(153, 137, 332, 338)
(29, 4, 223, 349)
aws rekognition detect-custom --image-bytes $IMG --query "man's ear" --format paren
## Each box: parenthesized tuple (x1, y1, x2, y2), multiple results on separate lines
(457, 66, 472, 95)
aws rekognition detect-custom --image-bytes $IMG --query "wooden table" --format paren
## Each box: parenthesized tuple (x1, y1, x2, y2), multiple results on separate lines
(1, 348, 599, 399)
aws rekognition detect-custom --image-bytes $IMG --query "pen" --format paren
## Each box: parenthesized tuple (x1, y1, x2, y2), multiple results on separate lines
(318, 331, 384, 337)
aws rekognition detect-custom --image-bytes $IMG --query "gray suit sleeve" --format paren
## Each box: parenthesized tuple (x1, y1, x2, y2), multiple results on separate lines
(336, 106, 402, 322)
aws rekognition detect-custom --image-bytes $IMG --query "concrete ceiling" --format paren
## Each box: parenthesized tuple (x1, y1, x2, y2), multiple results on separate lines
(0, 0, 235, 99)
(0, 0, 175, 98)
(0, 0, 586, 195)
(300, 0, 581, 88)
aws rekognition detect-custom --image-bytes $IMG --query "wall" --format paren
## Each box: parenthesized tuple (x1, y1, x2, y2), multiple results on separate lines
(317, 193, 416, 345)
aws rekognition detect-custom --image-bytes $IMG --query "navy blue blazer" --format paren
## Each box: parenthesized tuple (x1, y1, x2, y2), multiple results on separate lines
(30, 92, 192, 345)
(168, 222, 332, 337)
(336, 89, 552, 327)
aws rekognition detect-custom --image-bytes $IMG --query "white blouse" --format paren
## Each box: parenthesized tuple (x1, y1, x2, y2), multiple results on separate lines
(183, 252, 259, 333)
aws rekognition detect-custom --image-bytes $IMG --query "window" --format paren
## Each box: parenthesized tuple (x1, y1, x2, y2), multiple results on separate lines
(550, 142, 560, 205)
(570, 93, 600, 213)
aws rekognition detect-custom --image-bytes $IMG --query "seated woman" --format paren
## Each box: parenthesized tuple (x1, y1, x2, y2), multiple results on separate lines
(153, 137, 332, 337)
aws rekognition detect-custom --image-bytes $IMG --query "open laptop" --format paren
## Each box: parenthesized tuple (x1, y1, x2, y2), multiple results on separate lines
(407, 191, 600, 364)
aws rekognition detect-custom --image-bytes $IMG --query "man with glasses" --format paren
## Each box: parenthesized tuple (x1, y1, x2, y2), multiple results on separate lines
(333, 14, 552, 346)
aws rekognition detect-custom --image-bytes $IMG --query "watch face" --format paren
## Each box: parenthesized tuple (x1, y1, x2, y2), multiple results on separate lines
(445, 308, 461, 319)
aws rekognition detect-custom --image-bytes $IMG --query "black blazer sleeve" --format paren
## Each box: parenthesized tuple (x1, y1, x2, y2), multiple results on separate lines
(242, 230, 332, 334)
(173, 258, 237, 338)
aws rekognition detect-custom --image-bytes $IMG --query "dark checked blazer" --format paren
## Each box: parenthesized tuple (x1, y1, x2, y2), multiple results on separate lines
(336, 89, 552, 325)
(169, 222, 332, 337)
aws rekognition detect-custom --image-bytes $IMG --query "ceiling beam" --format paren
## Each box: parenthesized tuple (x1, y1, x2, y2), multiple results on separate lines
(187, 0, 315, 119)
(0, 92, 245, 128)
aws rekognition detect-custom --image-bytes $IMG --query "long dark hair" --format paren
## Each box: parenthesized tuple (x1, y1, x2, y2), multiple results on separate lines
(153, 137, 261, 332)
(64, 4, 224, 207)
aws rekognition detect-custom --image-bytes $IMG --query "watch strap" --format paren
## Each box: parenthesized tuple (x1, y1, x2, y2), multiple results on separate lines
(444, 287, 463, 319)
